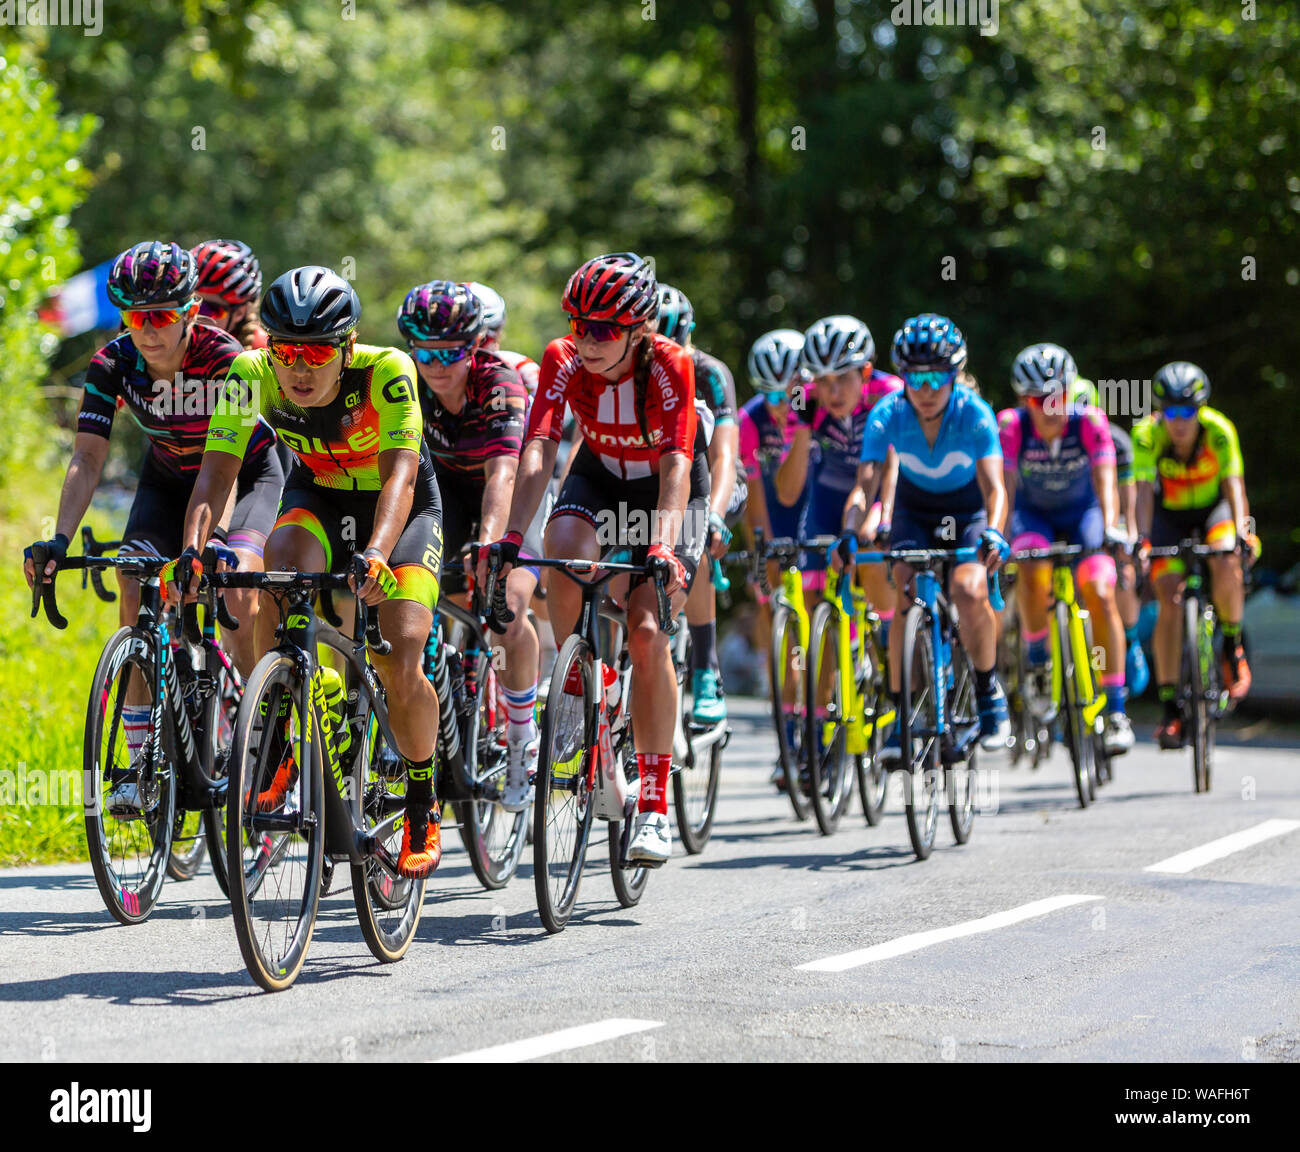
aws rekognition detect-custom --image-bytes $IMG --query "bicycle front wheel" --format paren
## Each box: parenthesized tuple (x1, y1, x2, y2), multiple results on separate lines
(856, 682, 889, 826)
(200, 646, 240, 898)
(1058, 602, 1093, 809)
(226, 652, 324, 992)
(166, 811, 207, 881)
(805, 601, 853, 835)
(1186, 594, 1213, 793)
(900, 609, 941, 860)
(673, 626, 723, 854)
(84, 627, 175, 924)
(769, 602, 811, 821)
(946, 640, 978, 844)
(533, 633, 596, 933)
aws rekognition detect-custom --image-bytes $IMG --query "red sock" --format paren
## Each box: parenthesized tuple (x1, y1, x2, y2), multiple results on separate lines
(637, 753, 671, 814)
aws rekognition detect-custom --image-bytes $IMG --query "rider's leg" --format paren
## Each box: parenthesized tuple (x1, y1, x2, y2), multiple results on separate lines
(1152, 561, 1185, 742)
(500, 564, 542, 811)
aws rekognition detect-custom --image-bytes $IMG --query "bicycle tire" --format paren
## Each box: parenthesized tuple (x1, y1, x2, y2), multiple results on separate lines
(201, 648, 239, 898)
(769, 603, 811, 821)
(533, 633, 596, 933)
(166, 811, 207, 881)
(343, 660, 425, 964)
(900, 609, 941, 860)
(856, 682, 888, 826)
(1058, 601, 1092, 809)
(1186, 594, 1211, 793)
(83, 627, 175, 925)
(459, 654, 529, 890)
(226, 652, 324, 992)
(609, 723, 650, 906)
(805, 600, 853, 835)
(946, 639, 978, 844)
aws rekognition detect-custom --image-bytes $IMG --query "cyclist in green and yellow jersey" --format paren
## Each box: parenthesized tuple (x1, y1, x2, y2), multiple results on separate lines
(178, 267, 446, 878)
(1133, 362, 1258, 749)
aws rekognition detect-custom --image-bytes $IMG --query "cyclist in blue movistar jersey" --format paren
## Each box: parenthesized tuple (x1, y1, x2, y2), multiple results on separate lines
(843, 313, 1010, 752)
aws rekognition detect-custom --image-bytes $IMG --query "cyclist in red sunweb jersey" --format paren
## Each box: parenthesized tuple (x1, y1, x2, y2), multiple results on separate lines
(191, 239, 269, 351)
(482, 252, 709, 867)
(470, 281, 540, 397)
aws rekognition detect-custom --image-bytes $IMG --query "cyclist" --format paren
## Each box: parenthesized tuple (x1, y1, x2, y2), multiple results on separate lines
(191, 239, 268, 350)
(1133, 362, 1257, 747)
(397, 280, 540, 812)
(655, 283, 745, 725)
(1072, 378, 1149, 697)
(24, 240, 281, 678)
(482, 252, 708, 866)
(843, 313, 1010, 752)
(471, 281, 540, 397)
(179, 266, 446, 878)
(779, 316, 901, 627)
(999, 344, 1133, 755)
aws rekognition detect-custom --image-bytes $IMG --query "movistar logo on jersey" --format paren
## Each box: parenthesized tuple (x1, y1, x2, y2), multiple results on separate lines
(897, 449, 973, 482)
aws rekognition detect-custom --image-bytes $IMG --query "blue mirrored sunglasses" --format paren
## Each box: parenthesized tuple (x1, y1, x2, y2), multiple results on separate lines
(903, 369, 956, 391)
(1162, 404, 1199, 420)
(758, 387, 788, 405)
(410, 343, 473, 366)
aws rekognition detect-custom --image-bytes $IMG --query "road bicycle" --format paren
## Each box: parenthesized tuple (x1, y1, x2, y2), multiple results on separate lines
(29, 537, 239, 923)
(216, 568, 423, 992)
(996, 563, 1049, 770)
(806, 537, 895, 835)
(489, 549, 674, 934)
(1145, 538, 1238, 793)
(1007, 544, 1113, 808)
(860, 546, 1000, 861)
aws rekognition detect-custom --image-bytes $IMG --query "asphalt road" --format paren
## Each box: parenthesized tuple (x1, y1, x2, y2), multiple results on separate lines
(2, 698, 1297, 1063)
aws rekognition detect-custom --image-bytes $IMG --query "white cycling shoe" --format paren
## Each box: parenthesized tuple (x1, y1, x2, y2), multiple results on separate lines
(628, 810, 671, 867)
(1102, 712, 1135, 756)
(502, 733, 539, 813)
(105, 779, 144, 820)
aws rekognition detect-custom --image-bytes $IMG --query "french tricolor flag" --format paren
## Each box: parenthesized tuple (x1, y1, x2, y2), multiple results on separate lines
(39, 259, 119, 337)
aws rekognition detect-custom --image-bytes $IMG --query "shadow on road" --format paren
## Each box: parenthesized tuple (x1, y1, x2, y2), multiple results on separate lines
(0, 968, 254, 1005)
(691, 843, 914, 872)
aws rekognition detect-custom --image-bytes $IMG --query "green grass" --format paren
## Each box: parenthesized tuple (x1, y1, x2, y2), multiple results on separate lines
(0, 487, 121, 866)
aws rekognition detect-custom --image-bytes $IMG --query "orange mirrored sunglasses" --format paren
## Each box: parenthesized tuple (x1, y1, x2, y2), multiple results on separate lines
(267, 340, 342, 368)
(121, 301, 197, 330)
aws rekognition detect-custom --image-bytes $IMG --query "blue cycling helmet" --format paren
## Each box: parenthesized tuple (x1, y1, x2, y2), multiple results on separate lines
(890, 313, 968, 374)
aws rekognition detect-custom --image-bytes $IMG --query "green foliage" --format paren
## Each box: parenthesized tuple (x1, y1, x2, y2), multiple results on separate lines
(0, 38, 95, 515)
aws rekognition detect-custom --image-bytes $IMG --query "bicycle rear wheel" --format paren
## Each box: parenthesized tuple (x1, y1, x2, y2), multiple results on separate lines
(459, 654, 529, 889)
(1058, 602, 1093, 809)
(200, 647, 239, 898)
(347, 682, 425, 964)
(945, 640, 979, 844)
(856, 682, 889, 826)
(84, 627, 175, 924)
(226, 652, 324, 992)
(769, 603, 811, 821)
(166, 811, 207, 881)
(533, 633, 596, 933)
(900, 609, 941, 860)
(609, 726, 650, 906)
(673, 628, 723, 854)
(805, 601, 853, 835)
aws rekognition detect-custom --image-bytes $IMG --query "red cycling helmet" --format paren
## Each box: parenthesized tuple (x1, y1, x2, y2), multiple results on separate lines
(191, 239, 262, 305)
(561, 252, 658, 325)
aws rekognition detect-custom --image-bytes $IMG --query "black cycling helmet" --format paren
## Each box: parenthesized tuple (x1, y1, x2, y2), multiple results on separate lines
(1011, 342, 1078, 397)
(397, 280, 484, 342)
(1152, 361, 1210, 408)
(890, 312, 968, 374)
(260, 266, 361, 341)
(654, 284, 695, 346)
(107, 241, 198, 309)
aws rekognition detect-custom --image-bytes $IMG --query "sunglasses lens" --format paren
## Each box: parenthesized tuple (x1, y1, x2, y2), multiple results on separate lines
(123, 309, 181, 330)
(198, 299, 229, 320)
(905, 370, 951, 390)
(269, 341, 340, 367)
(571, 318, 625, 343)
(1164, 404, 1197, 419)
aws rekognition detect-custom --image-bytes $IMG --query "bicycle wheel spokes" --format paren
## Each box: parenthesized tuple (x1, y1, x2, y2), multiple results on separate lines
(901, 611, 941, 860)
(770, 607, 811, 821)
(166, 810, 207, 881)
(806, 602, 851, 835)
(84, 629, 174, 924)
(533, 635, 595, 933)
(201, 653, 239, 898)
(227, 655, 322, 992)
(946, 645, 978, 844)
(462, 659, 528, 889)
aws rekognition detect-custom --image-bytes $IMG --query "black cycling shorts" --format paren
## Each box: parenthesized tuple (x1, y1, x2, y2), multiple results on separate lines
(549, 442, 710, 591)
(273, 463, 443, 610)
(123, 446, 284, 559)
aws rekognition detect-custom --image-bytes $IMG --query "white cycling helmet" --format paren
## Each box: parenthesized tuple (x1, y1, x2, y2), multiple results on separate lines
(801, 315, 875, 376)
(468, 281, 506, 335)
(748, 329, 807, 393)
(1011, 342, 1078, 397)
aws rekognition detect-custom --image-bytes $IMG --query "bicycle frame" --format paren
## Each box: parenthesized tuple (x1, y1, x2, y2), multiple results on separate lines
(1047, 559, 1107, 731)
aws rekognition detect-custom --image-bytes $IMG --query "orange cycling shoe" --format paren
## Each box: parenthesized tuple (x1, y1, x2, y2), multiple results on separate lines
(397, 804, 441, 878)
(255, 755, 299, 812)
(1222, 645, 1252, 701)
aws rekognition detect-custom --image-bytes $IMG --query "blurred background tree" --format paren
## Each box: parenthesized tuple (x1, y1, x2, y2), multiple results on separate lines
(8, 0, 1298, 558)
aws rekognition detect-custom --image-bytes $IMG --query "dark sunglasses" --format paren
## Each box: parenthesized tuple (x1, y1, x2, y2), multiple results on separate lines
(570, 317, 629, 343)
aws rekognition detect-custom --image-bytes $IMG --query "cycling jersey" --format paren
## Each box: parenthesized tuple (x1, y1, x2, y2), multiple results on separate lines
(207, 344, 426, 492)
(419, 350, 527, 484)
(1109, 422, 1134, 487)
(998, 404, 1114, 514)
(528, 333, 698, 482)
(495, 348, 539, 398)
(79, 325, 275, 477)
(808, 370, 903, 501)
(1132, 406, 1243, 511)
(739, 394, 804, 538)
(860, 385, 1000, 516)
(691, 348, 737, 426)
